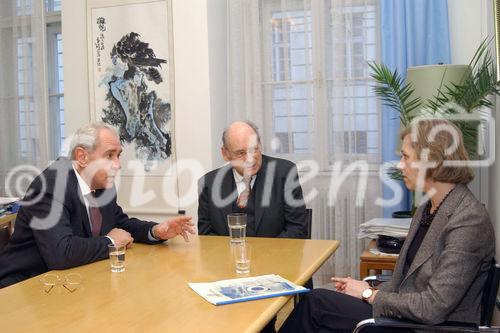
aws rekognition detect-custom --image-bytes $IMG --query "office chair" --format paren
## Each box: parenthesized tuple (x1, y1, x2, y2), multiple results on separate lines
(295, 208, 314, 306)
(305, 208, 312, 239)
(0, 226, 11, 253)
(353, 259, 500, 333)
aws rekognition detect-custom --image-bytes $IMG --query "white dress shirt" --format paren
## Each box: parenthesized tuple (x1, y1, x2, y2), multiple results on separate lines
(232, 169, 256, 195)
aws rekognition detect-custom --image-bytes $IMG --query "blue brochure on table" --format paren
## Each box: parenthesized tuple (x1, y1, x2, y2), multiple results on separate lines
(189, 274, 309, 305)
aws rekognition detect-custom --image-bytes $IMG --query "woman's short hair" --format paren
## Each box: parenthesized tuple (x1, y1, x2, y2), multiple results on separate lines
(68, 122, 117, 159)
(400, 118, 474, 184)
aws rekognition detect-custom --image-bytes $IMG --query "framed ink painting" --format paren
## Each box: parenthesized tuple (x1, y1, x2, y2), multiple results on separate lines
(87, 0, 175, 177)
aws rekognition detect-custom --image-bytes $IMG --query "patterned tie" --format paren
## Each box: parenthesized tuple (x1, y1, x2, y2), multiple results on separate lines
(86, 192, 102, 237)
(237, 176, 252, 209)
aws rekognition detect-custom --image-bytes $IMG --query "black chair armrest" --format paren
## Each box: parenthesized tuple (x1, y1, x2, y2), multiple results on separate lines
(354, 317, 497, 333)
(363, 274, 391, 287)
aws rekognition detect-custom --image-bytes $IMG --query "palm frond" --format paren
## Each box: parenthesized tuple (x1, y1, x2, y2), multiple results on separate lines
(429, 38, 499, 113)
(368, 62, 422, 127)
(369, 38, 500, 181)
(386, 166, 403, 181)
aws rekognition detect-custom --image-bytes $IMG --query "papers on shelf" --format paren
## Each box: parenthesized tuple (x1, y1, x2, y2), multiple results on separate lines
(369, 248, 399, 257)
(189, 274, 309, 305)
(0, 197, 20, 206)
(357, 218, 412, 239)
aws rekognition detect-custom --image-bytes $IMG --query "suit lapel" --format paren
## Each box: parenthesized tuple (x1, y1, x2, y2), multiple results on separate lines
(253, 156, 270, 233)
(392, 205, 423, 285)
(69, 168, 93, 237)
(400, 185, 467, 284)
(219, 166, 237, 234)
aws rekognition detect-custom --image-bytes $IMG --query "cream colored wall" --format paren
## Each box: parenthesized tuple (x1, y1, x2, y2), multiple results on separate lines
(448, 0, 489, 64)
(61, 0, 216, 222)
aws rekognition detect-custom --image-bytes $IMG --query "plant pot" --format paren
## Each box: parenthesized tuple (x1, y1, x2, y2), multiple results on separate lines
(376, 235, 405, 254)
(392, 210, 412, 218)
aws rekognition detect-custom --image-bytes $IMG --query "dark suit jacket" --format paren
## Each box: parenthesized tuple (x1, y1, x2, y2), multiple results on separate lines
(0, 158, 159, 288)
(197, 155, 306, 238)
(374, 184, 495, 325)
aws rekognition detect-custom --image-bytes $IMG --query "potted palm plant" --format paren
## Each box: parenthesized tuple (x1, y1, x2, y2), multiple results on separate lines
(369, 38, 499, 215)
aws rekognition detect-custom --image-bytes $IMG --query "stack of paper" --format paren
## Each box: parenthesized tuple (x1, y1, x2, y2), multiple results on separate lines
(0, 197, 20, 206)
(357, 218, 412, 239)
(189, 274, 309, 305)
(0, 197, 20, 215)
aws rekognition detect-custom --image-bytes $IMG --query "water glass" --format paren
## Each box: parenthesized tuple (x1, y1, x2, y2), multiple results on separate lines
(227, 213, 247, 244)
(108, 244, 126, 272)
(233, 243, 251, 274)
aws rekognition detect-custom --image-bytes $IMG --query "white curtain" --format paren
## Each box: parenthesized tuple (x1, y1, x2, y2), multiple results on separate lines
(227, 0, 382, 283)
(0, 0, 50, 196)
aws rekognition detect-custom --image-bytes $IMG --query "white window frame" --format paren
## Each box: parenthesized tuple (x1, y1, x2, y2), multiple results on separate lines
(260, 0, 380, 170)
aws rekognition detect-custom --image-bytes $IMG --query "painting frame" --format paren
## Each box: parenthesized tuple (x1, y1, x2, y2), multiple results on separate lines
(86, 0, 176, 177)
(495, 0, 500, 82)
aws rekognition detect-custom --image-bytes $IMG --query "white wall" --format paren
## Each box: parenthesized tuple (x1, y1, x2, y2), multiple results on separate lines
(448, 0, 490, 64)
(61, 0, 219, 221)
(207, 0, 228, 168)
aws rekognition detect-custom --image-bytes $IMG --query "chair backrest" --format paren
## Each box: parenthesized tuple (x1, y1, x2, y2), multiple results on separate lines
(305, 208, 312, 239)
(0, 226, 11, 253)
(480, 258, 500, 326)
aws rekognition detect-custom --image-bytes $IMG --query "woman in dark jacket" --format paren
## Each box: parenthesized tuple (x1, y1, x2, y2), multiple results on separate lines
(279, 118, 495, 332)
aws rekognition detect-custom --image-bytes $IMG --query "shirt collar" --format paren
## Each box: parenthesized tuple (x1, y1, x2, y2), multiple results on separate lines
(72, 164, 92, 196)
(232, 168, 256, 184)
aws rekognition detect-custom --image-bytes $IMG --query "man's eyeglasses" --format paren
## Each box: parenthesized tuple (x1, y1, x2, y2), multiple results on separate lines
(226, 146, 261, 159)
(40, 273, 83, 294)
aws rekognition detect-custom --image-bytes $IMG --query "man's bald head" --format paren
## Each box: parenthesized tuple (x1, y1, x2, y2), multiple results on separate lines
(221, 121, 263, 177)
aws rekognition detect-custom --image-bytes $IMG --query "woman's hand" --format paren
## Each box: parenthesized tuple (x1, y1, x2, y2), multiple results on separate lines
(331, 276, 370, 300)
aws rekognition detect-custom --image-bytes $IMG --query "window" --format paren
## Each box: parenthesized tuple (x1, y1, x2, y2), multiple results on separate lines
(13, 0, 64, 160)
(261, 0, 380, 164)
(265, 8, 313, 156)
(17, 37, 36, 159)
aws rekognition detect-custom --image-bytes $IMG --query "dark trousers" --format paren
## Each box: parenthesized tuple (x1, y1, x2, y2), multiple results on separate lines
(278, 289, 373, 333)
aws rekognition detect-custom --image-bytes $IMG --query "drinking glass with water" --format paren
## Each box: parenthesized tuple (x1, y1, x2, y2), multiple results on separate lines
(108, 244, 126, 272)
(233, 243, 251, 274)
(227, 213, 247, 244)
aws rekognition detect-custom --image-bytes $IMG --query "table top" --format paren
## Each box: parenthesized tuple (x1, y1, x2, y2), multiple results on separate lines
(0, 213, 16, 233)
(0, 213, 16, 225)
(0, 235, 339, 333)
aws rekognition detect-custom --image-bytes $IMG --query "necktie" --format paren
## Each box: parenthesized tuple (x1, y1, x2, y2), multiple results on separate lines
(237, 176, 252, 209)
(86, 192, 102, 237)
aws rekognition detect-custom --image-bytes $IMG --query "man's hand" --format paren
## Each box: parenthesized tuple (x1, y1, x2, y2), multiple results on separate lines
(152, 216, 195, 242)
(331, 276, 370, 300)
(106, 228, 134, 247)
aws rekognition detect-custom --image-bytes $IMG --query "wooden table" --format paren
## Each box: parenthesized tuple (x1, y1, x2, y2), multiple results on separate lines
(0, 213, 16, 234)
(0, 235, 339, 332)
(359, 240, 398, 279)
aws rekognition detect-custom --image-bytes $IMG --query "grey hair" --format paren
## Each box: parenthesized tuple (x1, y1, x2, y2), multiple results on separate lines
(68, 122, 118, 159)
(221, 120, 261, 148)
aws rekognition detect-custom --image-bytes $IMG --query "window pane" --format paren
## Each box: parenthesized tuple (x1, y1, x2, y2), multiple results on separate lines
(45, 0, 61, 12)
(268, 83, 313, 154)
(262, 0, 379, 161)
(16, 0, 31, 16)
(324, 1, 379, 161)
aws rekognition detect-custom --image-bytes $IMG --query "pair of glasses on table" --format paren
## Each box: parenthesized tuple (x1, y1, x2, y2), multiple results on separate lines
(39, 273, 83, 294)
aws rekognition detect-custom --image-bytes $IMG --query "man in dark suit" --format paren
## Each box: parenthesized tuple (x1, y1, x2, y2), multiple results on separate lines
(198, 121, 306, 238)
(0, 122, 194, 288)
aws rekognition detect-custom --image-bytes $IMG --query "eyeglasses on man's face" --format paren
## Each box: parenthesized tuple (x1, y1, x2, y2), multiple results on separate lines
(225, 146, 262, 159)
